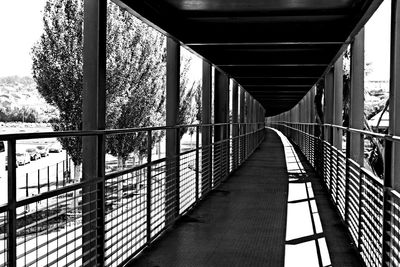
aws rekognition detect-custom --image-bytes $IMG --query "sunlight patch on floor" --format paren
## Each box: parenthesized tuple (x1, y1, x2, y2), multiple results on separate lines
(269, 128, 332, 267)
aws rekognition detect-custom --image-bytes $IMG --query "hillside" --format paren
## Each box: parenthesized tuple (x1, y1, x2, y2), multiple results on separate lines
(0, 76, 58, 122)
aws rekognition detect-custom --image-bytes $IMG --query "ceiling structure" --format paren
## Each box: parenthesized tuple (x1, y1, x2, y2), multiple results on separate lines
(118, 0, 383, 116)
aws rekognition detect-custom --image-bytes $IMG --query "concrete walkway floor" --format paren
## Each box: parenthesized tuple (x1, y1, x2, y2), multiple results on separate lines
(128, 128, 362, 267)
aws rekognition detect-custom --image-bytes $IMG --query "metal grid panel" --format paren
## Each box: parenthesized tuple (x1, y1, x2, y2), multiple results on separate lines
(360, 172, 383, 267)
(239, 135, 246, 165)
(16, 188, 84, 267)
(201, 146, 212, 196)
(0, 212, 7, 267)
(323, 142, 331, 189)
(104, 169, 147, 266)
(386, 190, 400, 267)
(347, 160, 361, 246)
(179, 151, 197, 214)
(221, 140, 229, 182)
(330, 147, 338, 204)
(150, 160, 167, 238)
(336, 151, 347, 219)
(212, 143, 223, 188)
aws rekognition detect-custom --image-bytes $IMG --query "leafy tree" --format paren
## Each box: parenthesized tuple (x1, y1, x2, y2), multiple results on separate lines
(178, 56, 201, 138)
(32, 0, 84, 179)
(32, 0, 199, 172)
(105, 2, 166, 167)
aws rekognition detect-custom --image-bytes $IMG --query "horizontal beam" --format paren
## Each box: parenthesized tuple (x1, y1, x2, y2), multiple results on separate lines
(222, 65, 326, 77)
(218, 64, 328, 67)
(186, 42, 347, 46)
(237, 77, 318, 86)
(244, 84, 312, 88)
(183, 8, 352, 18)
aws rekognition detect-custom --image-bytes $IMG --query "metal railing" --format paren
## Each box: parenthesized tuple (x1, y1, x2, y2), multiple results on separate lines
(271, 122, 400, 267)
(0, 122, 265, 266)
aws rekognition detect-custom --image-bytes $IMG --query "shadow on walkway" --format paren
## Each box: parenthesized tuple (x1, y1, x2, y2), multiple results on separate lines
(129, 128, 361, 267)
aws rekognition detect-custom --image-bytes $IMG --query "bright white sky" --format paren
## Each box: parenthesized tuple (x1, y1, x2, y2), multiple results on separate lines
(0, 0, 391, 80)
(365, 0, 391, 81)
(0, 0, 46, 77)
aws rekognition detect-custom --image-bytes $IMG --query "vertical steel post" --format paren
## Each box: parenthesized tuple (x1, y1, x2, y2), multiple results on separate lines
(310, 86, 316, 124)
(383, 1, 400, 264)
(325, 68, 334, 144)
(146, 130, 152, 243)
(350, 29, 365, 166)
(214, 70, 229, 178)
(389, 0, 400, 191)
(334, 56, 344, 150)
(232, 80, 239, 170)
(166, 37, 180, 222)
(201, 61, 212, 196)
(195, 126, 200, 200)
(239, 87, 245, 164)
(82, 1, 107, 264)
(7, 140, 16, 267)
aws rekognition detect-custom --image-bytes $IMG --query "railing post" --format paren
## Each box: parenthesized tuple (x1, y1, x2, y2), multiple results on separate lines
(97, 133, 106, 265)
(382, 138, 393, 266)
(329, 126, 334, 194)
(146, 130, 152, 243)
(7, 140, 17, 267)
(357, 164, 363, 252)
(195, 126, 200, 201)
(344, 129, 351, 223)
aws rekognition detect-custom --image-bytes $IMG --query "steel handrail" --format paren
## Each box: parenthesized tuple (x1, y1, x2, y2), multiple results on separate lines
(0, 122, 265, 141)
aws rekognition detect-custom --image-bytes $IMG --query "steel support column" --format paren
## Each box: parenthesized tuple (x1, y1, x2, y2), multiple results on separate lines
(350, 29, 365, 165)
(310, 86, 316, 123)
(166, 37, 180, 222)
(383, 4, 400, 263)
(232, 80, 239, 169)
(389, 0, 400, 190)
(334, 56, 344, 149)
(239, 87, 245, 162)
(82, 0, 107, 265)
(324, 68, 334, 144)
(214, 69, 229, 178)
(201, 61, 212, 195)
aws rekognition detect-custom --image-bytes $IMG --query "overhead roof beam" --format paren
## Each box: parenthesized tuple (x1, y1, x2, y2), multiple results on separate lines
(187, 42, 347, 46)
(218, 64, 328, 67)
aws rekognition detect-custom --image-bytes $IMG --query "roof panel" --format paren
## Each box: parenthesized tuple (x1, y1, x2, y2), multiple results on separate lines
(120, 0, 383, 115)
(164, 0, 355, 12)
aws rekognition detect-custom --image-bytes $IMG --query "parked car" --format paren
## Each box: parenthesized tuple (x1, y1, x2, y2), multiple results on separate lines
(16, 152, 30, 165)
(49, 143, 63, 153)
(5, 156, 18, 170)
(36, 145, 49, 157)
(26, 148, 41, 161)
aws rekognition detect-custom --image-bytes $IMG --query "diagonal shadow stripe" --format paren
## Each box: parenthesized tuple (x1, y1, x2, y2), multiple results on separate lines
(287, 197, 315, 204)
(286, 233, 325, 245)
